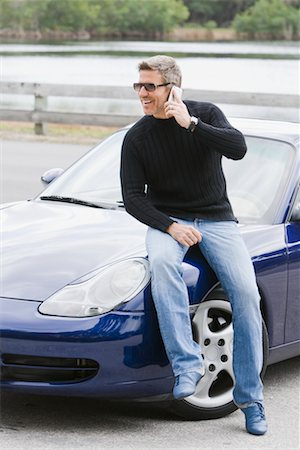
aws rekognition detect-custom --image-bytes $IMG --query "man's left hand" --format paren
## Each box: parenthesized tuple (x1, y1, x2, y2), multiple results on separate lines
(165, 88, 191, 129)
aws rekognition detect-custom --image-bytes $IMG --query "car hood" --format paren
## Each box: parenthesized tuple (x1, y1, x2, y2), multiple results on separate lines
(1, 200, 147, 301)
(1, 200, 283, 302)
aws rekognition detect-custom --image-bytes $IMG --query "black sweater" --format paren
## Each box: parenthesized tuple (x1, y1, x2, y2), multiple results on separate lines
(120, 101, 247, 232)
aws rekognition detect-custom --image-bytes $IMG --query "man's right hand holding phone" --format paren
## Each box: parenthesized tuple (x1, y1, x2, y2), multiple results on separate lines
(165, 86, 191, 130)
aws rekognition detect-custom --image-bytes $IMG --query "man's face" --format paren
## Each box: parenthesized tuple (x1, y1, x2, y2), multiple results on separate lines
(138, 70, 172, 119)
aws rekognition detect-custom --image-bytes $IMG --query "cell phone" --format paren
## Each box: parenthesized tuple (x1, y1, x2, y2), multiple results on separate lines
(168, 86, 183, 102)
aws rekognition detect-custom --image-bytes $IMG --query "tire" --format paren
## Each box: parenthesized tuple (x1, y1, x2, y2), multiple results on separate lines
(169, 290, 269, 420)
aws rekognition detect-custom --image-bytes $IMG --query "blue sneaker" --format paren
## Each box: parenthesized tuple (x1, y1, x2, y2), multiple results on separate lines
(242, 402, 268, 435)
(173, 371, 203, 400)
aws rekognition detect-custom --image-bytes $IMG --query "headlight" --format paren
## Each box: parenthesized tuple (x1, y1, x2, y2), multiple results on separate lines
(38, 258, 150, 318)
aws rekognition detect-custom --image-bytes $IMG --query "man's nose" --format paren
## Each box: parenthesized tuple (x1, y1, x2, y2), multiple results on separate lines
(139, 86, 149, 96)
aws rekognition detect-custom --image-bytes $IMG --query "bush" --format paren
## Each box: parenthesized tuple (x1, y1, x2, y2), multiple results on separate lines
(0, 0, 189, 37)
(203, 20, 217, 30)
(90, 0, 189, 36)
(232, 0, 300, 39)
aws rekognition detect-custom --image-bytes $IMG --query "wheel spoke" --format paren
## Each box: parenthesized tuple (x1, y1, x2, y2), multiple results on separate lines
(220, 326, 233, 373)
(194, 369, 217, 400)
(224, 356, 235, 380)
(196, 307, 214, 341)
(217, 325, 233, 352)
(219, 324, 233, 340)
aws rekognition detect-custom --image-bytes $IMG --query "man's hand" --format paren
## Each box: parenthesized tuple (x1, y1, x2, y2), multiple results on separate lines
(165, 88, 191, 129)
(167, 222, 202, 247)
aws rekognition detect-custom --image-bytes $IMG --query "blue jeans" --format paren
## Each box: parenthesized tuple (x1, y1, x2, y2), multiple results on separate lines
(146, 218, 264, 407)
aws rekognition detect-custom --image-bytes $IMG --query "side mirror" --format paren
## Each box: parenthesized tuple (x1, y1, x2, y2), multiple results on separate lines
(41, 168, 64, 185)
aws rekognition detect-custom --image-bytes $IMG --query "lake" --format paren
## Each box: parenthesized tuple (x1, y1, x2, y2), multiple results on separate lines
(1, 40, 299, 122)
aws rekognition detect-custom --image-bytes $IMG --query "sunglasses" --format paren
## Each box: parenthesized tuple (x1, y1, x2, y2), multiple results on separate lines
(133, 82, 171, 92)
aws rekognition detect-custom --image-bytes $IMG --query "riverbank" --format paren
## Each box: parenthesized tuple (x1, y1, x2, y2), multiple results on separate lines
(2, 26, 297, 43)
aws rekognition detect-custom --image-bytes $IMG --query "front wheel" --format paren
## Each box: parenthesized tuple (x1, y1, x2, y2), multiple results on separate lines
(169, 292, 269, 420)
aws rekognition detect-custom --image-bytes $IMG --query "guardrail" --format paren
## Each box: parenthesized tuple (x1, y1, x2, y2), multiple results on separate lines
(1, 81, 299, 134)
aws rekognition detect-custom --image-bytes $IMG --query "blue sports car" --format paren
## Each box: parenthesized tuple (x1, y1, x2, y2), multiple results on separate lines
(1, 118, 299, 420)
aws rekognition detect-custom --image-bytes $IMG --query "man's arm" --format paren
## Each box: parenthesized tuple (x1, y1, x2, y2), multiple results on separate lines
(120, 135, 174, 233)
(166, 90, 247, 160)
(193, 104, 247, 160)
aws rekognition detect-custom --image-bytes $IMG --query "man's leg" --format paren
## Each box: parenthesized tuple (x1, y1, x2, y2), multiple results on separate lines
(197, 219, 267, 434)
(146, 225, 204, 378)
(197, 220, 264, 406)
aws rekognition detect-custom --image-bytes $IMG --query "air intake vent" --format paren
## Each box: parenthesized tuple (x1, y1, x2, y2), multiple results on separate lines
(1, 354, 99, 383)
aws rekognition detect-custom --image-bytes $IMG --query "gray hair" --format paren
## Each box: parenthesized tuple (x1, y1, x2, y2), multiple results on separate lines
(138, 55, 182, 87)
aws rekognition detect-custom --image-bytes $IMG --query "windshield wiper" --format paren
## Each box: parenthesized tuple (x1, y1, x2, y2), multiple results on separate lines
(39, 196, 121, 210)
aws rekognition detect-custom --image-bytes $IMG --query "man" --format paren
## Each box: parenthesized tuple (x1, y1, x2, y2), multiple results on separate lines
(120, 55, 267, 435)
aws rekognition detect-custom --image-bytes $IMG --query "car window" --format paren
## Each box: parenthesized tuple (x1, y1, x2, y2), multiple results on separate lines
(40, 130, 127, 204)
(40, 131, 295, 225)
(290, 185, 300, 221)
(223, 136, 295, 224)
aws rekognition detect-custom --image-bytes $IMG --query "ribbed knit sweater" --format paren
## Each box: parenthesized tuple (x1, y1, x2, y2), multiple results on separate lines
(120, 101, 247, 232)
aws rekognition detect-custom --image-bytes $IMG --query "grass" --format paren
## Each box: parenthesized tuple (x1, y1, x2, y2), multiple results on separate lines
(0, 121, 118, 144)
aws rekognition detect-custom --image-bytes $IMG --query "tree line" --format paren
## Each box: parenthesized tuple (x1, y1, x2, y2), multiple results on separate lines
(0, 0, 299, 40)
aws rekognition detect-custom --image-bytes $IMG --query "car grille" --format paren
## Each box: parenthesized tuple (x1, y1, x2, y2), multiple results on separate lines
(0, 354, 99, 383)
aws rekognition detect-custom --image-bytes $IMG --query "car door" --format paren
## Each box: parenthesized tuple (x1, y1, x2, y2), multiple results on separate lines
(285, 185, 300, 343)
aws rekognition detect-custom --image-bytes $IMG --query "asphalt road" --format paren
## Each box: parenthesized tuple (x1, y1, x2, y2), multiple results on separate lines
(1, 139, 300, 450)
(1, 139, 90, 203)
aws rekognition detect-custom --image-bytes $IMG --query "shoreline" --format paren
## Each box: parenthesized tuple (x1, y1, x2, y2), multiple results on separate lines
(1, 27, 298, 43)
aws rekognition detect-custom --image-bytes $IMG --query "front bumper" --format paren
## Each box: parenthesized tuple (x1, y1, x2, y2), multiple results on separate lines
(0, 297, 173, 398)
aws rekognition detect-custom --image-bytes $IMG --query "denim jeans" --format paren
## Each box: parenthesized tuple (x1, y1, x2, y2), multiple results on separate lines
(146, 218, 264, 407)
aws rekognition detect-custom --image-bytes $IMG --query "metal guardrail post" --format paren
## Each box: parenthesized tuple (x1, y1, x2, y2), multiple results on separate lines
(34, 93, 48, 135)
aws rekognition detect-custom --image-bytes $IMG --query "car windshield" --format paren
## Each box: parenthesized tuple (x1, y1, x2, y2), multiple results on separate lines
(39, 129, 295, 224)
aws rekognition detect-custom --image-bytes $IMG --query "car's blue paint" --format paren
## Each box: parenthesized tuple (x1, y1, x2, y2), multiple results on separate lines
(0, 295, 174, 398)
(285, 222, 300, 343)
(0, 118, 299, 399)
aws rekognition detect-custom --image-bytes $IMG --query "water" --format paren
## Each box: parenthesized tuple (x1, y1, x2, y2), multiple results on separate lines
(1, 41, 299, 121)
(1, 40, 299, 56)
